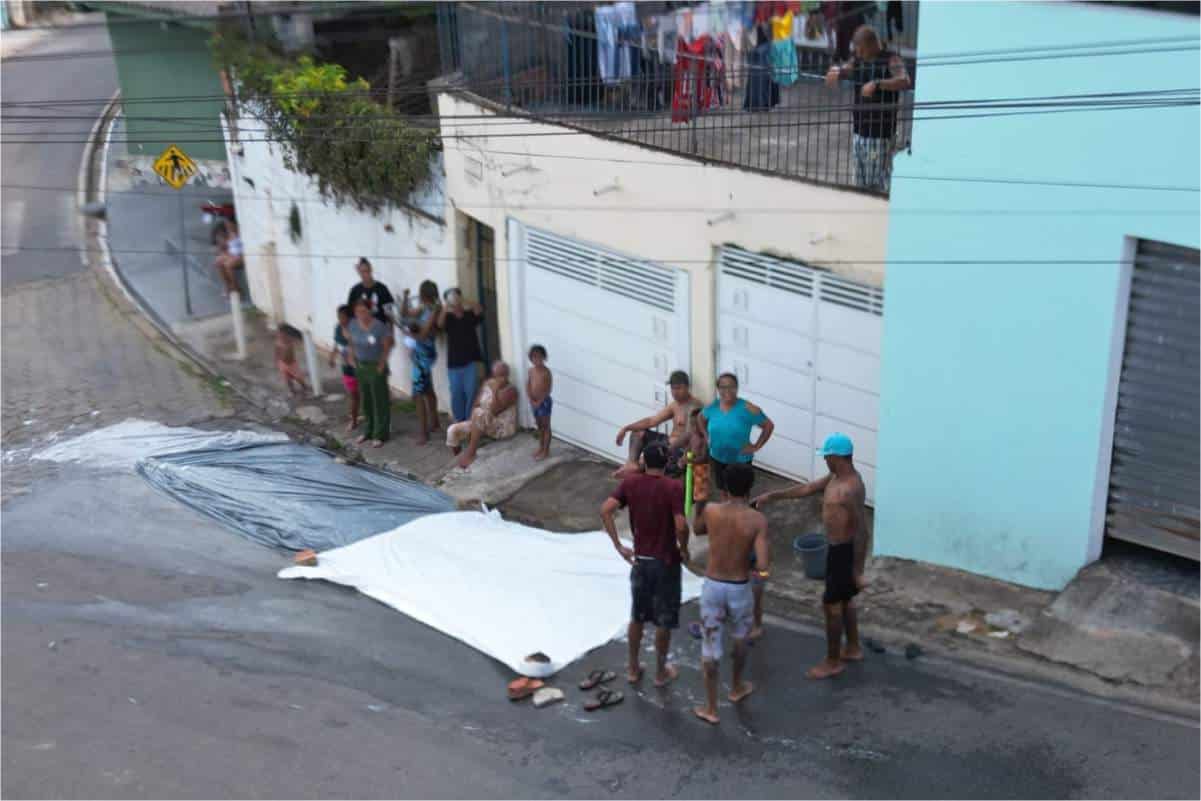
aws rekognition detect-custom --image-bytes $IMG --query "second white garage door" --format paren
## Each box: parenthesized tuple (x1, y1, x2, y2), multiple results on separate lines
(508, 222, 691, 463)
(717, 246, 883, 502)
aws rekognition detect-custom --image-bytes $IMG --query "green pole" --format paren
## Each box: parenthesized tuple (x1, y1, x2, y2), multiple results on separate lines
(684, 452, 694, 518)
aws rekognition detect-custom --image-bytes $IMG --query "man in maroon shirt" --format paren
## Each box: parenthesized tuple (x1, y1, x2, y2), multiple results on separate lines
(601, 442, 690, 687)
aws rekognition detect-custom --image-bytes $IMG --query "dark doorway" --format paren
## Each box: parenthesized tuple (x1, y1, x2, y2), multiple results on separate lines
(463, 216, 500, 367)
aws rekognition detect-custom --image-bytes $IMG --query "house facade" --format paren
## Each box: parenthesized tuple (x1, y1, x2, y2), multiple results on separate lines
(430, 1, 914, 498)
(874, 1, 1200, 589)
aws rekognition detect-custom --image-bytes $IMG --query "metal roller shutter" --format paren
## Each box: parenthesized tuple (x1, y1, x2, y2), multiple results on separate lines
(1106, 240, 1200, 560)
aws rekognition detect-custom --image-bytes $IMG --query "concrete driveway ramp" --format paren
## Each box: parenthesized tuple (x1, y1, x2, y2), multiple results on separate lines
(1017, 565, 1200, 687)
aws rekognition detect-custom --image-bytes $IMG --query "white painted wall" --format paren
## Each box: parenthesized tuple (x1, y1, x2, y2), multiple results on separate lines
(224, 116, 456, 407)
(435, 91, 890, 395)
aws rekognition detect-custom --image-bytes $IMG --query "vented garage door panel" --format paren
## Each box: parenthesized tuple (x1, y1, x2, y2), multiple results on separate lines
(1106, 239, 1199, 559)
(718, 246, 883, 502)
(516, 225, 690, 464)
(718, 315, 816, 372)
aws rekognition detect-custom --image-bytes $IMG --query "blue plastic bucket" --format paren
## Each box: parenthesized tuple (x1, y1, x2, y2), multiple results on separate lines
(792, 533, 828, 580)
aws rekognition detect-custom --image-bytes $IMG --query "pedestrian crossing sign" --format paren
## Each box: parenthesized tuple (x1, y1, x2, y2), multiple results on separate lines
(153, 144, 197, 190)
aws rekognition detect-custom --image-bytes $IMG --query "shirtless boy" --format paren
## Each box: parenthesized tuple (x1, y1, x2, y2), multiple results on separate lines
(526, 344, 553, 461)
(691, 463, 769, 724)
(614, 370, 702, 478)
(752, 432, 867, 679)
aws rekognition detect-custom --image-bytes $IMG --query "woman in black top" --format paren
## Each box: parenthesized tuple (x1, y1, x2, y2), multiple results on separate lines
(438, 288, 485, 423)
(346, 258, 396, 324)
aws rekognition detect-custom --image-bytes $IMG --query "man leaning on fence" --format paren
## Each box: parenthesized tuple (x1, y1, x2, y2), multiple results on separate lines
(825, 25, 911, 193)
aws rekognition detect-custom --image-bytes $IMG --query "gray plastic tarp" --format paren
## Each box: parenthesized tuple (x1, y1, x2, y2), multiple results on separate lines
(137, 441, 455, 552)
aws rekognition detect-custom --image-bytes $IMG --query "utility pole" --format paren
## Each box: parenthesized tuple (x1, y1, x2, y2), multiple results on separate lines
(243, 1, 256, 40)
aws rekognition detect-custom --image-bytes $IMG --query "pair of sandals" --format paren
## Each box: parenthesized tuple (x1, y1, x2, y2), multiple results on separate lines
(506, 670, 624, 711)
(578, 669, 624, 711)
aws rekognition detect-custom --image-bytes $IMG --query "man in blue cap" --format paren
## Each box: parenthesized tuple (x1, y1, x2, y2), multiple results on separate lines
(752, 432, 867, 679)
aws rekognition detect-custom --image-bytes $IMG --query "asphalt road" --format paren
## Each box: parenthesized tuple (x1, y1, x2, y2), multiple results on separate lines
(2, 21, 1199, 801)
(3, 464, 1199, 799)
(1, 16, 117, 287)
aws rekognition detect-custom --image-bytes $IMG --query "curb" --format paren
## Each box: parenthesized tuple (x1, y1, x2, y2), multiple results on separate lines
(761, 595, 1199, 725)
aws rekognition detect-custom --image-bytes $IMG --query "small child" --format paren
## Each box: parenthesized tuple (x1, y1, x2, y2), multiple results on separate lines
(275, 324, 308, 397)
(329, 305, 360, 432)
(526, 344, 553, 460)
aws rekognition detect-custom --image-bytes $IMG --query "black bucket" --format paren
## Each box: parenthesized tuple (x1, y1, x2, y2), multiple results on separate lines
(793, 533, 828, 580)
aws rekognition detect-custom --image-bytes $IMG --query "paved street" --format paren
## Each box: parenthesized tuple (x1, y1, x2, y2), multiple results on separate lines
(2, 20, 1198, 801)
(1, 23, 229, 499)
(1, 17, 115, 287)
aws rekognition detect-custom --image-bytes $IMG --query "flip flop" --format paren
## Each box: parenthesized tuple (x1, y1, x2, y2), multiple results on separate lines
(578, 669, 617, 690)
(507, 678, 545, 701)
(584, 689, 624, 712)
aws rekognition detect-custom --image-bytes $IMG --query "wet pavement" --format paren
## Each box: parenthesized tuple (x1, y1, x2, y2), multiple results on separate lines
(3, 465, 1199, 798)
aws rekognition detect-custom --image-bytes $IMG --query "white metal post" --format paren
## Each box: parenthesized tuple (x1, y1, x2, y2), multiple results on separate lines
(229, 290, 247, 360)
(302, 328, 322, 398)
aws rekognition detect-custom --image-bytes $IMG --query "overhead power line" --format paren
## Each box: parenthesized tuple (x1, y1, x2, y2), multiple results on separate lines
(5, 97, 1195, 145)
(2, 244, 1174, 266)
(5, 87, 1198, 128)
(5, 167, 1197, 199)
(2, 26, 1194, 66)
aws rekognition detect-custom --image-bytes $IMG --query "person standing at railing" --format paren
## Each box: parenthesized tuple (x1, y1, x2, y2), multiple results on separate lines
(824, 24, 911, 192)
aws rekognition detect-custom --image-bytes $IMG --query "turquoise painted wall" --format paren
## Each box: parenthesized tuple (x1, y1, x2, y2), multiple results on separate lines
(105, 13, 226, 162)
(876, 2, 1200, 589)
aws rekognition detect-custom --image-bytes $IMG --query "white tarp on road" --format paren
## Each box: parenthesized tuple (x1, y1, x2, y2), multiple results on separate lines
(279, 509, 704, 678)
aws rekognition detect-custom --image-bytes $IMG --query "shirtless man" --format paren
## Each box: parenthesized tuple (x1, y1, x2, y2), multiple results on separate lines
(614, 370, 702, 478)
(691, 463, 769, 724)
(752, 432, 868, 679)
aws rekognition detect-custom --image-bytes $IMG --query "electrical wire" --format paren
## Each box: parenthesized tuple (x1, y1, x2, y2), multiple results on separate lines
(0, 244, 1168, 266)
(5, 87, 1198, 130)
(5, 98, 1195, 145)
(3, 28, 1195, 67)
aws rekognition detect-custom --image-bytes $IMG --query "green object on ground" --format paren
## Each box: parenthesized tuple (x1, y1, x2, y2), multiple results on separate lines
(684, 452, 694, 517)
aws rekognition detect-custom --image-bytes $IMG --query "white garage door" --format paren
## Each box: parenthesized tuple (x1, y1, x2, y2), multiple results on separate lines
(717, 246, 883, 502)
(509, 222, 691, 463)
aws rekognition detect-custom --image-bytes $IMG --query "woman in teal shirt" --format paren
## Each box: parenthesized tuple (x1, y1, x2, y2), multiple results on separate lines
(698, 372, 775, 497)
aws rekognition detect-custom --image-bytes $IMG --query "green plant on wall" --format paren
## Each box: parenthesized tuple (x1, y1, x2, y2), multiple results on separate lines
(211, 32, 436, 211)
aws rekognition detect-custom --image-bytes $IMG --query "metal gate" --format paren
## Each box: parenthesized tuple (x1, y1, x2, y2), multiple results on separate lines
(717, 246, 883, 502)
(1106, 240, 1200, 560)
(510, 223, 691, 462)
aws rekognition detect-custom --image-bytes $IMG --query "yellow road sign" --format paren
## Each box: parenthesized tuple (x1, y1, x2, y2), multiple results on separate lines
(153, 144, 198, 190)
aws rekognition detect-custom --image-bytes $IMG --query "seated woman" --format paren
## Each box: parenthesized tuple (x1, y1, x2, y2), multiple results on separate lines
(446, 360, 519, 469)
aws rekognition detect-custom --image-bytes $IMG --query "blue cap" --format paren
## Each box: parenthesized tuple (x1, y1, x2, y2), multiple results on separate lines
(817, 432, 854, 458)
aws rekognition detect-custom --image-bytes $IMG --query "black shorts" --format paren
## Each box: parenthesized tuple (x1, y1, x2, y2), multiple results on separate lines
(630, 557, 682, 629)
(823, 541, 859, 605)
(711, 458, 751, 492)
